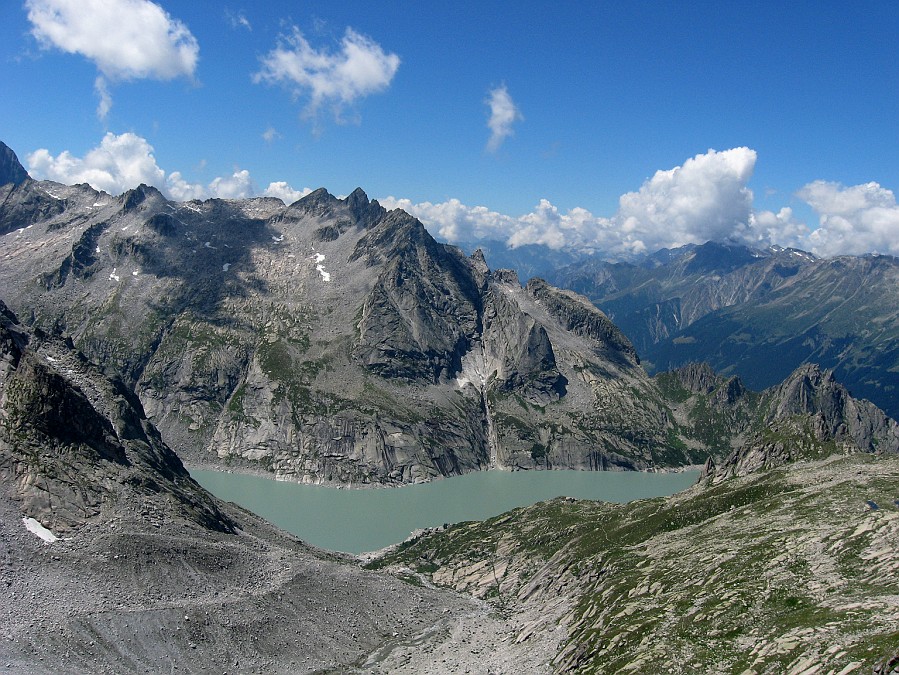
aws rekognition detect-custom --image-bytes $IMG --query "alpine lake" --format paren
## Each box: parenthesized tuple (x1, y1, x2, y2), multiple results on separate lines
(191, 467, 699, 554)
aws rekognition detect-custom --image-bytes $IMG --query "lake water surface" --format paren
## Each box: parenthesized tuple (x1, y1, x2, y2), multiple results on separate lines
(191, 468, 699, 554)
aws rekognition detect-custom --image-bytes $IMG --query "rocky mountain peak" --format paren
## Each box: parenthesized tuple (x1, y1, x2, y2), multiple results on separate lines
(344, 186, 386, 228)
(525, 278, 640, 365)
(670, 362, 721, 395)
(121, 183, 165, 212)
(0, 141, 30, 187)
(707, 362, 899, 480)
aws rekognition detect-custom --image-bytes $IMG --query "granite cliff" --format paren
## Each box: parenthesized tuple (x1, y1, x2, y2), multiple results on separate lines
(0, 154, 686, 484)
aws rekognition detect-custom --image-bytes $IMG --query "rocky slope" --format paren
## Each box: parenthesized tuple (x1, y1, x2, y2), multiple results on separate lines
(373, 453, 899, 674)
(368, 362, 899, 672)
(0, 301, 557, 674)
(549, 241, 899, 419)
(658, 362, 899, 477)
(0, 145, 689, 485)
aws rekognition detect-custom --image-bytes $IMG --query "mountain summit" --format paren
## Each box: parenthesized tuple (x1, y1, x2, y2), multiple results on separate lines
(0, 170, 686, 484)
(0, 141, 30, 187)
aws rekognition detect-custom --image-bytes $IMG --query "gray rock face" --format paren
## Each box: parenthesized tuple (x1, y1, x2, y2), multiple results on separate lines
(0, 170, 690, 484)
(0, 141, 29, 187)
(0, 301, 233, 533)
(710, 363, 899, 479)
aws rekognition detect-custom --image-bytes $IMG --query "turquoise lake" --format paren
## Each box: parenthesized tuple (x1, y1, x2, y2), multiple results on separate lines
(191, 468, 699, 554)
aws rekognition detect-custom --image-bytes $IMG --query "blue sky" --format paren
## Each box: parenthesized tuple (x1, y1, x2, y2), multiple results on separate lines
(2, 1, 898, 257)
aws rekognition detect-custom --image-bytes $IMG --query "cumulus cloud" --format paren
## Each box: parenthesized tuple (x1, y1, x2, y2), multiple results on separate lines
(485, 85, 523, 152)
(747, 207, 810, 250)
(27, 132, 165, 194)
(208, 170, 254, 199)
(615, 147, 757, 250)
(263, 182, 312, 204)
(384, 148, 770, 257)
(253, 26, 400, 125)
(25, 132, 311, 204)
(26, 0, 199, 118)
(799, 180, 899, 256)
(165, 171, 207, 201)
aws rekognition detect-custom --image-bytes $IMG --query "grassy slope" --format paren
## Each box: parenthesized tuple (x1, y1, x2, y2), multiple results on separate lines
(371, 453, 899, 673)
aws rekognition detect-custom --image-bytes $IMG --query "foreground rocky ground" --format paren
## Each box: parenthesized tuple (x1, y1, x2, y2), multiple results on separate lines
(2, 487, 570, 674)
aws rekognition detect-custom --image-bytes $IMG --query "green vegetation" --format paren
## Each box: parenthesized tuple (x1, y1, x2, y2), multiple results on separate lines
(373, 454, 899, 673)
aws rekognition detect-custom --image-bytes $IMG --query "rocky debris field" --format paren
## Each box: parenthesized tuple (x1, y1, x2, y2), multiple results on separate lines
(1, 491, 564, 674)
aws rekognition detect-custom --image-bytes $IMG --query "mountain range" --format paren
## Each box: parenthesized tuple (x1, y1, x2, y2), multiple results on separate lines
(547, 241, 899, 419)
(3, 139, 899, 672)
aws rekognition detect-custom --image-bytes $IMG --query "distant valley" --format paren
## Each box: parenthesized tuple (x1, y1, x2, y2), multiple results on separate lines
(543, 241, 899, 419)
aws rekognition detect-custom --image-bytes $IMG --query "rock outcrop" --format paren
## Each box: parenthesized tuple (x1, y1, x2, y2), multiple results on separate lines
(710, 364, 899, 479)
(0, 141, 29, 187)
(0, 300, 234, 533)
(0, 168, 685, 485)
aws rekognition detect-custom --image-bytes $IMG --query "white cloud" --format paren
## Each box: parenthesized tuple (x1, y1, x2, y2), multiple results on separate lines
(26, 0, 199, 118)
(799, 180, 899, 256)
(208, 170, 254, 199)
(384, 148, 766, 257)
(27, 132, 165, 195)
(263, 182, 312, 204)
(26, 0, 198, 80)
(165, 171, 206, 201)
(262, 126, 281, 143)
(747, 207, 810, 250)
(379, 197, 518, 243)
(94, 76, 112, 120)
(485, 85, 523, 152)
(615, 147, 757, 250)
(26, 132, 313, 206)
(253, 26, 400, 124)
(225, 10, 251, 31)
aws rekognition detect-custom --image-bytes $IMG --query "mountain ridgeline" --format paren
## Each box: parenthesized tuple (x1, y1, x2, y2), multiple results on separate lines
(548, 241, 899, 419)
(1, 142, 898, 487)
(0, 155, 682, 485)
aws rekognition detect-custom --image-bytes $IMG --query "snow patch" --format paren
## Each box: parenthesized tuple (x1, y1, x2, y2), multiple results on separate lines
(95, 246, 101, 254)
(132, 270, 139, 276)
(222, 263, 231, 272)
(311, 252, 331, 281)
(23, 517, 57, 543)
(46, 356, 58, 363)
(272, 234, 285, 242)
(204, 241, 216, 249)
(109, 268, 120, 282)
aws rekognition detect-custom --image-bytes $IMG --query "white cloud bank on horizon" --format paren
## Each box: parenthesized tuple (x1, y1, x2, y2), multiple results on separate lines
(26, 132, 312, 204)
(253, 26, 400, 126)
(485, 85, 523, 152)
(800, 180, 899, 257)
(383, 148, 813, 257)
(25, 0, 199, 119)
(24, 136, 899, 258)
